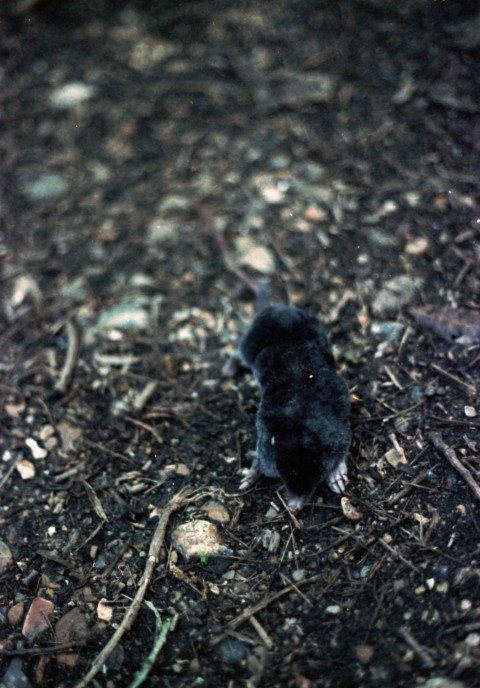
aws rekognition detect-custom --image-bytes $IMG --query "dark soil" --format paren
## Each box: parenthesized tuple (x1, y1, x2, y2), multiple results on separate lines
(1, 1, 479, 687)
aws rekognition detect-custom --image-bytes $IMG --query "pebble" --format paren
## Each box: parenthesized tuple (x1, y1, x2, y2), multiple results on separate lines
(372, 275, 423, 316)
(8, 602, 25, 628)
(22, 598, 54, 640)
(261, 528, 281, 554)
(25, 438, 47, 460)
(355, 644, 374, 664)
(325, 605, 342, 615)
(50, 82, 95, 108)
(172, 520, 232, 560)
(1, 658, 33, 688)
(20, 173, 69, 201)
(0, 540, 14, 574)
(370, 321, 404, 341)
(16, 459, 36, 480)
(147, 217, 177, 243)
(217, 637, 247, 664)
(96, 302, 149, 331)
(421, 679, 466, 688)
(200, 502, 230, 524)
(235, 236, 275, 274)
(292, 569, 306, 582)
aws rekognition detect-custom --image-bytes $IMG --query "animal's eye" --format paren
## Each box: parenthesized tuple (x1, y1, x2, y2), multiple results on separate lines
(271, 436, 276, 446)
(307, 372, 315, 381)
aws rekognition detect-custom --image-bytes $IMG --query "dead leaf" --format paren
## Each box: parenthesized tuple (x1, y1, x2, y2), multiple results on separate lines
(97, 599, 113, 622)
(55, 607, 89, 667)
(340, 496, 363, 521)
(385, 433, 408, 468)
(410, 305, 480, 344)
(22, 598, 54, 640)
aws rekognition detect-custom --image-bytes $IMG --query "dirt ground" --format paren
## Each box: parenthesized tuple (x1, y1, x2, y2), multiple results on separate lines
(1, 1, 479, 687)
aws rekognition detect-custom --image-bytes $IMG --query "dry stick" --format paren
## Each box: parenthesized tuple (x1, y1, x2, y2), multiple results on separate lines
(249, 615, 274, 649)
(399, 627, 435, 669)
(225, 569, 341, 636)
(195, 202, 261, 298)
(72, 488, 202, 688)
(429, 432, 480, 502)
(54, 320, 82, 395)
(385, 471, 429, 508)
(430, 362, 476, 397)
(125, 416, 164, 445)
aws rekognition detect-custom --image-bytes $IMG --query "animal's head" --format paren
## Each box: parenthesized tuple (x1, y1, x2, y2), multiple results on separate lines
(272, 430, 331, 513)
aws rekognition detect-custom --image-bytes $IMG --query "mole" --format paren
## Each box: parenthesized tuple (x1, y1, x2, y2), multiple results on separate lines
(224, 303, 351, 513)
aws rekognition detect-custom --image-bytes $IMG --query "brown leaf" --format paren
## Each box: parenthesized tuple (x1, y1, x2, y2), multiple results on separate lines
(410, 305, 480, 344)
(22, 598, 54, 640)
(55, 607, 89, 667)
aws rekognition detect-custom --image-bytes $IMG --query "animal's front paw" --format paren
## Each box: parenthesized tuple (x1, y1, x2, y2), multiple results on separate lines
(239, 462, 262, 491)
(327, 457, 348, 494)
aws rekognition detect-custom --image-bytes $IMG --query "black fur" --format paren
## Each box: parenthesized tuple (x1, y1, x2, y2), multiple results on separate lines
(229, 305, 351, 512)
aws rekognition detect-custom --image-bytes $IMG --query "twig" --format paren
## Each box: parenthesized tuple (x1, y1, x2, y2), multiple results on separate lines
(429, 432, 480, 502)
(53, 320, 82, 395)
(249, 615, 274, 649)
(72, 488, 202, 688)
(385, 471, 429, 507)
(132, 382, 159, 412)
(399, 627, 435, 669)
(125, 416, 164, 445)
(377, 539, 422, 575)
(276, 491, 302, 529)
(195, 202, 261, 298)
(430, 362, 476, 397)
(0, 455, 21, 491)
(0, 642, 86, 656)
(128, 602, 177, 688)
(220, 569, 341, 639)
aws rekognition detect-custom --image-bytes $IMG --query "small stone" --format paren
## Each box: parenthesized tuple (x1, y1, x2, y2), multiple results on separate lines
(217, 637, 247, 664)
(0, 540, 14, 574)
(20, 173, 69, 201)
(292, 569, 305, 582)
(96, 302, 149, 331)
(97, 599, 113, 622)
(325, 605, 341, 615)
(355, 645, 374, 664)
(235, 236, 275, 274)
(172, 520, 232, 560)
(1, 658, 33, 688)
(261, 528, 281, 554)
(39, 425, 55, 441)
(370, 321, 404, 341)
(55, 608, 89, 668)
(25, 438, 47, 460)
(422, 678, 466, 688)
(8, 602, 25, 628)
(57, 421, 82, 452)
(4, 402, 26, 418)
(50, 82, 95, 108)
(200, 502, 230, 524)
(405, 237, 429, 255)
(16, 459, 36, 480)
(22, 598, 54, 640)
(304, 205, 328, 222)
(147, 217, 177, 243)
(372, 275, 423, 316)
(260, 185, 285, 203)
